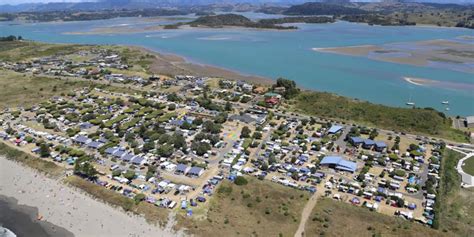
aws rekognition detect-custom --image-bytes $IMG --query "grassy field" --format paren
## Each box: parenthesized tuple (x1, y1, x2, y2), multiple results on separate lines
(304, 198, 447, 237)
(462, 156, 474, 176)
(292, 91, 469, 143)
(0, 41, 87, 62)
(434, 149, 474, 236)
(0, 141, 65, 177)
(65, 176, 170, 227)
(175, 177, 310, 237)
(0, 70, 93, 109)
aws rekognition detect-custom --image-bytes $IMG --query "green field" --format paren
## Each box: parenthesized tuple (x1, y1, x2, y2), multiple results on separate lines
(462, 156, 474, 176)
(292, 91, 469, 143)
(304, 198, 447, 237)
(0, 70, 93, 110)
(434, 149, 474, 236)
(175, 177, 310, 237)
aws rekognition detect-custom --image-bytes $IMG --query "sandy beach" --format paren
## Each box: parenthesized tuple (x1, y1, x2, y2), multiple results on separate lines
(313, 39, 474, 74)
(0, 156, 185, 237)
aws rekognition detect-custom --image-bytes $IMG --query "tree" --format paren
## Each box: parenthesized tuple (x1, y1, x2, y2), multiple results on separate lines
(168, 104, 176, 111)
(234, 176, 248, 186)
(225, 101, 232, 111)
(39, 143, 50, 158)
(142, 141, 155, 153)
(240, 126, 252, 138)
(145, 165, 156, 181)
(112, 170, 121, 177)
(203, 121, 222, 134)
(192, 142, 211, 156)
(369, 129, 378, 140)
(134, 193, 146, 204)
(157, 144, 174, 157)
(123, 170, 136, 180)
(274, 78, 299, 99)
(252, 132, 263, 140)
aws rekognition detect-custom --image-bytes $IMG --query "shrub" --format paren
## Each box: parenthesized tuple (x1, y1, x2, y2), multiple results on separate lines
(234, 176, 248, 186)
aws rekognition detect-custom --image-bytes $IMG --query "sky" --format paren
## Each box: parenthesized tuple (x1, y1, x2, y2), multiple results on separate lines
(0, 0, 472, 5)
(0, 0, 87, 4)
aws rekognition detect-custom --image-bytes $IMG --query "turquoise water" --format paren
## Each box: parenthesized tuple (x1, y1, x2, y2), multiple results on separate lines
(1, 17, 473, 115)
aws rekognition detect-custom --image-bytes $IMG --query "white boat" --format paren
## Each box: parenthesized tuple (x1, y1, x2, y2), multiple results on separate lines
(441, 101, 449, 105)
(445, 107, 450, 111)
(406, 93, 415, 106)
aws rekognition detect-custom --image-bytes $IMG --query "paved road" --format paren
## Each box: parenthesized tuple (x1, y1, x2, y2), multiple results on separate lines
(294, 193, 319, 237)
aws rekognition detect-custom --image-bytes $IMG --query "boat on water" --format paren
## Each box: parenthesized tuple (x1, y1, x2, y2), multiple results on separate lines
(406, 93, 415, 106)
(441, 101, 449, 105)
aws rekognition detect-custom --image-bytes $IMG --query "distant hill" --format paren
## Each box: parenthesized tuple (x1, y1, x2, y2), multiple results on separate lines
(191, 14, 253, 27)
(284, 2, 368, 15)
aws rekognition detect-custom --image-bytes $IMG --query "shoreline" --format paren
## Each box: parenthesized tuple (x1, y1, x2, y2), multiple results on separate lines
(0, 195, 74, 237)
(132, 45, 274, 86)
(0, 156, 184, 237)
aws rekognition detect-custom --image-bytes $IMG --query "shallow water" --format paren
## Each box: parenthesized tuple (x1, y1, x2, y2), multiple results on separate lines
(1, 17, 473, 115)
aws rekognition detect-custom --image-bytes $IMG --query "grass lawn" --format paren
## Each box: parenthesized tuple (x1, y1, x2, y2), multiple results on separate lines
(304, 198, 447, 237)
(0, 141, 64, 178)
(434, 149, 474, 236)
(292, 91, 469, 143)
(175, 177, 310, 237)
(65, 176, 169, 227)
(0, 70, 92, 110)
(462, 156, 474, 176)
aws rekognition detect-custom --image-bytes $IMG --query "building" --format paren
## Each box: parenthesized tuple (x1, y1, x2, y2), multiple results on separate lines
(362, 139, 375, 149)
(73, 135, 91, 145)
(187, 167, 204, 177)
(327, 125, 343, 134)
(466, 116, 474, 128)
(349, 137, 364, 146)
(320, 156, 357, 173)
(175, 164, 190, 175)
(374, 141, 387, 152)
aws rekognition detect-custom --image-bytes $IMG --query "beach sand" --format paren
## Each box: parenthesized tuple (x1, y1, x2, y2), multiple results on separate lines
(313, 39, 474, 74)
(0, 156, 185, 237)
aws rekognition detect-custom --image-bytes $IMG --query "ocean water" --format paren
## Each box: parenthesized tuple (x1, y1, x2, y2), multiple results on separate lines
(1, 17, 473, 115)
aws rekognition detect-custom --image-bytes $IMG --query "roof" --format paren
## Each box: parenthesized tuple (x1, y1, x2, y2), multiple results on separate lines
(363, 139, 375, 145)
(122, 153, 134, 162)
(466, 116, 474, 124)
(375, 141, 387, 148)
(74, 135, 90, 144)
(320, 156, 357, 172)
(87, 141, 103, 149)
(350, 137, 364, 143)
(131, 156, 144, 164)
(327, 125, 343, 134)
(188, 167, 203, 175)
(105, 147, 118, 155)
(176, 164, 188, 172)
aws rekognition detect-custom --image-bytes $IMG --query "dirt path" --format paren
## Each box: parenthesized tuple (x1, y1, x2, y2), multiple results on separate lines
(294, 193, 319, 237)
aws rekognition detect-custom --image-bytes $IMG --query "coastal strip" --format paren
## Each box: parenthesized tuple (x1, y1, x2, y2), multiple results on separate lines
(0, 156, 184, 237)
(0, 195, 74, 237)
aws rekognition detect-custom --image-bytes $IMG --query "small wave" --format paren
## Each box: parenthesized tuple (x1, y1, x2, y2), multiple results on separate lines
(403, 77, 426, 86)
(197, 37, 232, 41)
(0, 227, 17, 237)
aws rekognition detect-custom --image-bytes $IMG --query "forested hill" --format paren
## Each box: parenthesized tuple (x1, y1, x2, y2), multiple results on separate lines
(284, 3, 368, 15)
